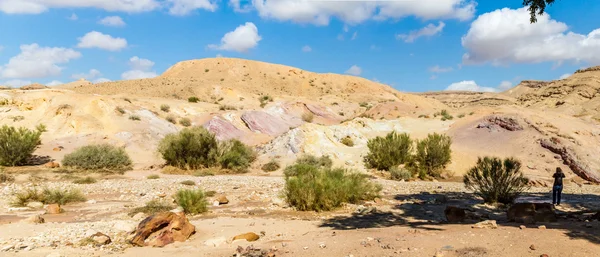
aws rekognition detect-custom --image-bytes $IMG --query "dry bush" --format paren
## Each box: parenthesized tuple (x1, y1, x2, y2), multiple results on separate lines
(175, 189, 208, 215)
(464, 157, 529, 204)
(62, 144, 132, 173)
(0, 125, 44, 166)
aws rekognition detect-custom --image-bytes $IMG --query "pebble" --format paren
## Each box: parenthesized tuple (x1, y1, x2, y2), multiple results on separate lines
(319, 242, 326, 248)
(519, 225, 526, 230)
(530, 244, 536, 250)
(538, 225, 547, 230)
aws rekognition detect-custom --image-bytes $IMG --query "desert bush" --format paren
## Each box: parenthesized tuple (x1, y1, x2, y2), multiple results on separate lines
(302, 112, 314, 123)
(175, 189, 208, 215)
(180, 180, 196, 186)
(115, 106, 125, 114)
(217, 139, 257, 172)
(11, 187, 86, 207)
(284, 155, 333, 177)
(390, 166, 412, 181)
(464, 157, 529, 204)
(259, 95, 273, 108)
(284, 162, 381, 212)
(129, 115, 141, 121)
(434, 109, 453, 121)
(147, 174, 160, 179)
(72, 176, 97, 184)
(363, 131, 412, 171)
(158, 127, 219, 170)
(457, 113, 465, 118)
(36, 124, 47, 133)
(62, 144, 132, 172)
(219, 105, 237, 111)
(129, 200, 174, 216)
(414, 133, 452, 178)
(193, 170, 215, 177)
(0, 169, 15, 183)
(261, 159, 281, 172)
(179, 118, 192, 127)
(160, 104, 170, 112)
(0, 125, 44, 166)
(188, 97, 200, 103)
(166, 115, 177, 124)
(340, 136, 354, 147)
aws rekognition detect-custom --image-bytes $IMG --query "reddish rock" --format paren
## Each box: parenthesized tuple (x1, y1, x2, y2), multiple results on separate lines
(52, 147, 62, 152)
(540, 138, 600, 183)
(444, 206, 466, 223)
(129, 212, 195, 247)
(90, 232, 112, 246)
(203, 117, 245, 141)
(45, 162, 60, 169)
(46, 204, 62, 214)
(232, 232, 260, 242)
(477, 116, 523, 131)
(304, 103, 338, 121)
(241, 111, 290, 136)
(217, 195, 229, 205)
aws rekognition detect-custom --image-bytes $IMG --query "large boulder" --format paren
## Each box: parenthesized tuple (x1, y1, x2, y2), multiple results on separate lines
(507, 203, 557, 224)
(444, 206, 466, 223)
(540, 137, 600, 183)
(129, 211, 195, 247)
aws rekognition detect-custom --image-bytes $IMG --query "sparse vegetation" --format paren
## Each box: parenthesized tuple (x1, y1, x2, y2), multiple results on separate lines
(457, 113, 465, 118)
(217, 139, 257, 172)
(166, 115, 177, 124)
(364, 131, 413, 171)
(180, 180, 196, 186)
(175, 188, 208, 215)
(220, 78, 224, 82)
(147, 174, 160, 179)
(434, 109, 453, 121)
(0, 169, 15, 183)
(193, 170, 215, 177)
(469, 112, 475, 116)
(205, 69, 209, 72)
(219, 105, 237, 111)
(418, 114, 430, 118)
(179, 118, 192, 127)
(158, 127, 219, 170)
(259, 95, 273, 108)
(72, 176, 97, 184)
(390, 166, 412, 181)
(129, 115, 141, 121)
(0, 98, 9, 106)
(115, 106, 125, 114)
(129, 200, 174, 216)
(340, 136, 354, 147)
(35, 124, 47, 133)
(283, 157, 381, 212)
(261, 159, 281, 172)
(11, 115, 24, 122)
(160, 104, 170, 112)
(414, 133, 452, 178)
(188, 97, 200, 103)
(11, 187, 86, 207)
(0, 125, 44, 166)
(464, 157, 530, 204)
(62, 144, 132, 173)
(56, 104, 71, 115)
(302, 112, 314, 123)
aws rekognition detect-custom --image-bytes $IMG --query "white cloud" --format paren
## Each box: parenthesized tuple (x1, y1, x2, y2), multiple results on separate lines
(251, 0, 475, 26)
(99, 16, 126, 27)
(397, 22, 445, 43)
(1, 79, 32, 87)
(429, 65, 453, 73)
(208, 22, 261, 53)
(77, 31, 128, 51)
(345, 65, 362, 76)
(46, 80, 63, 86)
(343, 24, 349, 32)
(121, 56, 157, 80)
(93, 78, 112, 83)
(559, 73, 571, 80)
(229, 0, 252, 12)
(0, 44, 81, 79)
(71, 69, 102, 80)
(168, 0, 218, 16)
(67, 13, 78, 20)
(301, 45, 312, 52)
(351, 31, 358, 40)
(446, 80, 514, 92)
(462, 7, 600, 65)
(0, 0, 161, 14)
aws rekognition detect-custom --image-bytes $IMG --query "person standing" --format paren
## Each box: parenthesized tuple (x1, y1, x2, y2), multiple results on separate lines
(552, 167, 566, 205)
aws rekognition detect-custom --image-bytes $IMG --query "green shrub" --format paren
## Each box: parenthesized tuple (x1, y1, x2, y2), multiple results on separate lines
(11, 187, 86, 207)
(115, 106, 125, 114)
(302, 112, 314, 123)
(435, 109, 453, 121)
(364, 131, 412, 171)
(284, 162, 381, 212)
(193, 170, 215, 177)
(188, 97, 200, 103)
(179, 118, 192, 127)
(0, 125, 43, 166)
(261, 159, 281, 172)
(180, 180, 196, 186)
(0, 169, 15, 183)
(175, 189, 208, 215)
(158, 127, 219, 170)
(147, 174, 160, 179)
(217, 139, 257, 172)
(166, 115, 177, 124)
(414, 133, 452, 178)
(160, 104, 170, 112)
(73, 176, 97, 184)
(129, 115, 141, 121)
(129, 200, 174, 216)
(219, 105, 237, 111)
(340, 136, 354, 147)
(284, 155, 332, 177)
(390, 166, 412, 181)
(259, 95, 273, 108)
(464, 157, 529, 204)
(62, 144, 132, 172)
(457, 113, 465, 118)
(36, 124, 47, 133)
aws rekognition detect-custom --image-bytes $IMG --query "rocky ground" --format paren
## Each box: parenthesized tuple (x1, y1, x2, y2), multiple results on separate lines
(1, 170, 600, 257)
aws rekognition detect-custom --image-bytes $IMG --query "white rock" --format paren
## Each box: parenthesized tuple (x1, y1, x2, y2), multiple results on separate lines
(204, 237, 227, 247)
(212, 201, 220, 207)
(1, 245, 14, 252)
(113, 220, 136, 233)
(84, 229, 98, 238)
(86, 200, 97, 204)
(170, 206, 184, 213)
(132, 212, 146, 220)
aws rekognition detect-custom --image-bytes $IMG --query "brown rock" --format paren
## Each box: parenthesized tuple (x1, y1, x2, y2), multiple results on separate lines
(507, 203, 557, 224)
(471, 220, 498, 229)
(44, 162, 60, 169)
(540, 254, 549, 257)
(530, 244, 536, 250)
(217, 195, 229, 205)
(538, 225, 547, 230)
(129, 211, 195, 247)
(232, 232, 260, 242)
(444, 206, 466, 223)
(24, 214, 45, 224)
(90, 232, 112, 246)
(46, 204, 62, 214)
(519, 225, 526, 230)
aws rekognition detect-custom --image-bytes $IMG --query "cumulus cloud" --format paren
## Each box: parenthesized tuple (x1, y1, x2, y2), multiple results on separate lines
(251, 0, 475, 26)
(462, 7, 600, 65)
(46, 80, 63, 86)
(446, 80, 514, 92)
(345, 65, 362, 76)
(0, 44, 81, 79)
(559, 73, 571, 79)
(302, 45, 312, 52)
(208, 22, 261, 53)
(429, 65, 453, 73)
(77, 31, 128, 51)
(0, 0, 161, 14)
(397, 22, 445, 43)
(99, 16, 126, 27)
(229, 0, 252, 12)
(71, 69, 102, 80)
(121, 56, 157, 80)
(168, 0, 218, 16)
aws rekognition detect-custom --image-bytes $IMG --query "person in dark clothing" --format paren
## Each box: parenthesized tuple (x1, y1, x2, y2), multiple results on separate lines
(552, 167, 566, 205)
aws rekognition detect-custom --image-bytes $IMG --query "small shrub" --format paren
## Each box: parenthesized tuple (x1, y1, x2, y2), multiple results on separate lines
(188, 97, 200, 103)
(124, 98, 132, 103)
(338, 112, 344, 116)
(418, 114, 429, 118)
(166, 115, 177, 124)
(62, 144, 132, 172)
(364, 131, 412, 171)
(0, 125, 43, 166)
(129, 115, 141, 121)
(457, 113, 465, 118)
(217, 139, 257, 172)
(160, 104, 170, 112)
(469, 112, 475, 116)
(414, 133, 452, 178)
(302, 112, 314, 123)
(205, 190, 217, 197)
(435, 109, 453, 121)
(340, 136, 354, 147)
(390, 166, 412, 181)
(73, 176, 97, 184)
(179, 118, 192, 127)
(36, 124, 47, 133)
(147, 174, 160, 179)
(56, 104, 71, 115)
(219, 105, 237, 111)
(0, 170, 15, 183)
(180, 180, 196, 186)
(11, 187, 86, 206)
(205, 69, 209, 72)
(129, 200, 174, 216)
(11, 115, 25, 122)
(259, 95, 273, 108)
(158, 127, 219, 170)
(175, 189, 208, 215)
(220, 78, 224, 82)
(359, 102, 369, 108)
(464, 157, 529, 204)
(115, 106, 125, 114)
(261, 160, 281, 172)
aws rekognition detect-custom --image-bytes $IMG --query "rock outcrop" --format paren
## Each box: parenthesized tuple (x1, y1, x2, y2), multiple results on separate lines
(129, 212, 195, 247)
(476, 116, 524, 132)
(203, 117, 245, 141)
(540, 138, 600, 183)
(507, 203, 557, 224)
(444, 206, 466, 223)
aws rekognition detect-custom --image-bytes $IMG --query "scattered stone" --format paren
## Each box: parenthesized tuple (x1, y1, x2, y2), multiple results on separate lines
(89, 232, 112, 246)
(434, 251, 445, 257)
(24, 214, 45, 224)
(44, 161, 60, 168)
(130, 211, 196, 247)
(86, 200, 97, 204)
(113, 220, 136, 233)
(26, 201, 44, 208)
(519, 225, 526, 230)
(444, 206, 466, 223)
(8, 207, 31, 212)
(132, 212, 146, 220)
(204, 237, 227, 247)
(538, 225, 547, 230)
(1, 245, 14, 252)
(472, 220, 498, 229)
(507, 203, 557, 224)
(319, 242, 326, 248)
(233, 232, 260, 242)
(46, 204, 62, 214)
(217, 195, 229, 205)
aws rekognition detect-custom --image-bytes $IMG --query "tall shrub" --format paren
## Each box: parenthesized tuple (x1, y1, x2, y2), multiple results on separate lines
(217, 139, 257, 172)
(0, 125, 43, 166)
(414, 133, 452, 177)
(464, 157, 529, 204)
(62, 144, 132, 172)
(158, 127, 219, 170)
(363, 131, 413, 171)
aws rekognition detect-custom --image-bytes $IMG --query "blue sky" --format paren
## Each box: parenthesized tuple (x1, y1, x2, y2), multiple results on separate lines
(0, 0, 599, 93)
